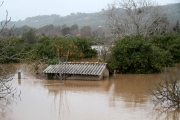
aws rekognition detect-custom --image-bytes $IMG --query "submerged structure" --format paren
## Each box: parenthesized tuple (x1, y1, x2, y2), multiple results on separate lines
(43, 62, 113, 80)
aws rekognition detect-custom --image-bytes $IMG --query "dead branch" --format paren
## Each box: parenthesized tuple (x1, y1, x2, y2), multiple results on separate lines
(149, 67, 180, 109)
(105, 0, 169, 37)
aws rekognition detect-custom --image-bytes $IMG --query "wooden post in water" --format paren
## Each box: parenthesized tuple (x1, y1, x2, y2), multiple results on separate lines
(18, 72, 21, 79)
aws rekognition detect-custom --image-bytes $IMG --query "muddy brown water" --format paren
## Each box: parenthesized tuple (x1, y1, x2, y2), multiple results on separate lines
(1, 63, 180, 120)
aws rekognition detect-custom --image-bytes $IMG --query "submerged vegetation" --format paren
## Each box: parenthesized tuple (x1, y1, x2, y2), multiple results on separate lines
(0, 0, 180, 75)
(109, 35, 173, 74)
(149, 67, 180, 109)
(109, 34, 180, 73)
(0, 0, 180, 113)
(0, 34, 97, 64)
(1, 31, 180, 74)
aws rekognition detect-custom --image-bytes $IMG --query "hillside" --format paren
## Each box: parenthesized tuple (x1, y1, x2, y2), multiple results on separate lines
(3, 3, 180, 30)
(6, 12, 105, 30)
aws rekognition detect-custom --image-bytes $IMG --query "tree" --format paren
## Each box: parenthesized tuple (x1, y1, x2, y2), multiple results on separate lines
(150, 33, 180, 62)
(173, 21, 180, 34)
(91, 36, 114, 62)
(61, 25, 71, 36)
(0, 37, 25, 63)
(36, 25, 62, 37)
(13, 25, 30, 36)
(74, 38, 97, 58)
(105, 0, 168, 37)
(0, 1, 21, 99)
(149, 67, 180, 109)
(70, 24, 79, 36)
(109, 35, 173, 73)
(71, 24, 78, 30)
(92, 26, 105, 38)
(22, 28, 37, 44)
(80, 26, 92, 37)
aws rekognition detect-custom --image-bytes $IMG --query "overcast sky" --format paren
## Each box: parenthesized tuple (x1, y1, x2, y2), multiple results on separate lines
(0, 0, 179, 21)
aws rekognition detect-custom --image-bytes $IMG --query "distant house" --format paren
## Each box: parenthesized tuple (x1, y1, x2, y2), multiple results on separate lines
(91, 45, 109, 55)
(43, 62, 113, 80)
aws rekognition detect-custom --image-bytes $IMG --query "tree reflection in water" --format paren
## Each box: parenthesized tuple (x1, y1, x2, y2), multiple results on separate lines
(0, 64, 20, 120)
(150, 108, 180, 120)
(0, 96, 15, 119)
(44, 79, 112, 119)
(44, 82, 70, 119)
(2, 63, 180, 120)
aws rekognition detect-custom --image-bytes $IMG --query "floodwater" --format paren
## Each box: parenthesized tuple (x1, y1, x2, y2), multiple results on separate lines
(1, 64, 180, 120)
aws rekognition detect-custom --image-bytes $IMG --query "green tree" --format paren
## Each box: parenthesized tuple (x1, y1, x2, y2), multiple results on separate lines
(0, 37, 25, 63)
(32, 36, 56, 60)
(74, 38, 97, 58)
(173, 21, 180, 34)
(71, 24, 78, 30)
(13, 25, 30, 36)
(150, 33, 180, 62)
(61, 27, 71, 36)
(109, 35, 173, 73)
(22, 28, 37, 44)
(52, 37, 82, 62)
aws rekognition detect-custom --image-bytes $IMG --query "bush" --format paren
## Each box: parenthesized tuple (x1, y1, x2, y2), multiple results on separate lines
(47, 57, 58, 65)
(109, 35, 173, 74)
(32, 37, 56, 60)
(150, 33, 180, 62)
(0, 37, 25, 63)
(52, 37, 83, 62)
(73, 38, 97, 58)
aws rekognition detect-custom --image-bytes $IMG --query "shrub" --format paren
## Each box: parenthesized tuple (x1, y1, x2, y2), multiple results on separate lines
(109, 35, 173, 74)
(74, 38, 97, 58)
(150, 33, 180, 62)
(0, 37, 25, 63)
(32, 37, 56, 60)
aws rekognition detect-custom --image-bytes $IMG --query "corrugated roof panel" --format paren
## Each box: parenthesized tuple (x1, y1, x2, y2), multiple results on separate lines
(65, 64, 74, 73)
(69, 64, 75, 74)
(43, 62, 108, 76)
(82, 64, 92, 75)
(88, 65, 94, 75)
(78, 64, 87, 74)
(91, 64, 99, 75)
(97, 65, 106, 75)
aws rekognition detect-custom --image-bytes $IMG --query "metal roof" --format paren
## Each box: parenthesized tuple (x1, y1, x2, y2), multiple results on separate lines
(43, 62, 107, 76)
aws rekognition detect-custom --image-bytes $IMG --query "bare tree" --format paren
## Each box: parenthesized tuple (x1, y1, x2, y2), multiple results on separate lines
(0, 1, 22, 99)
(105, 0, 169, 37)
(0, 3, 18, 119)
(92, 36, 114, 62)
(0, 65, 18, 98)
(91, 26, 116, 62)
(149, 67, 180, 109)
(0, 2, 15, 99)
(80, 26, 92, 37)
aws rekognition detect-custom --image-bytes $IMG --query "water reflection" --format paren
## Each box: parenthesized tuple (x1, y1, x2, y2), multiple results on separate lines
(112, 74, 160, 102)
(0, 64, 20, 120)
(0, 97, 13, 120)
(150, 108, 180, 120)
(1, 63, 180, 120)
(0, 64, 17, 78)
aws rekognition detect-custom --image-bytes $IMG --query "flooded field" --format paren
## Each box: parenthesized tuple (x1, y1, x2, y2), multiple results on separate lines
(1, 64, 180, 120)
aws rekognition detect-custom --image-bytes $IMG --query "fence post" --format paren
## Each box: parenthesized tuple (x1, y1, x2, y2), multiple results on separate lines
(18, 72, 21, 79)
